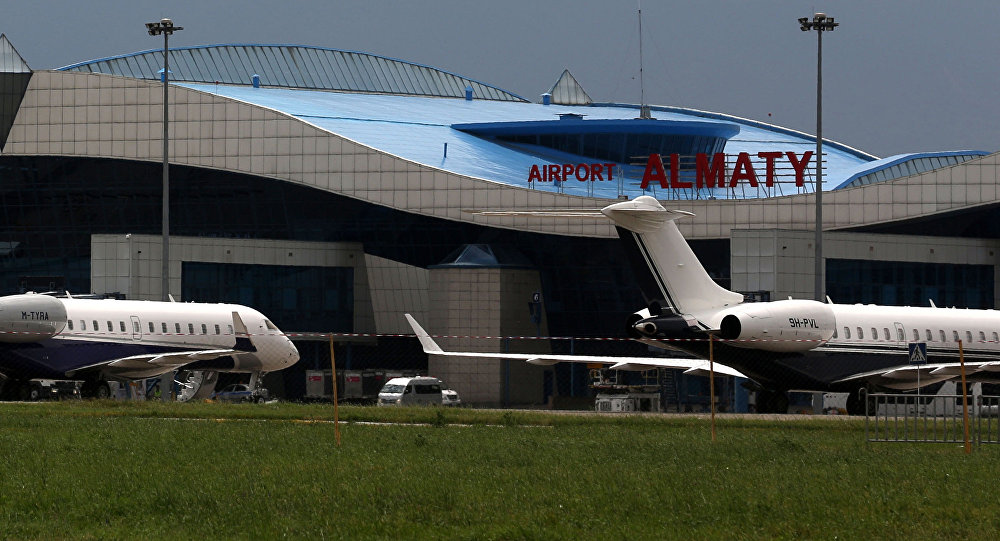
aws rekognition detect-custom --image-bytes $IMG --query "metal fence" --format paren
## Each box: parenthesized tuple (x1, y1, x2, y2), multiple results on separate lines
(864, 390, 1000, 445)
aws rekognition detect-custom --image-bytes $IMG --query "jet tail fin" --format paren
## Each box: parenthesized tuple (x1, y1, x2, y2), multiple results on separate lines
(405, 313, 443, 354)
(602, 196, 743, 316)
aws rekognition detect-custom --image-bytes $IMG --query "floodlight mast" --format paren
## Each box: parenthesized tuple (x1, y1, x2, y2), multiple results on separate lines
(145, 18, 182, 307)
(798, 13, 838, 302)
(146, 18, 182, 402)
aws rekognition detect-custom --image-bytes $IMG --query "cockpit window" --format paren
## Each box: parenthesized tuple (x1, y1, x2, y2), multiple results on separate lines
(264, 320, 278, 331)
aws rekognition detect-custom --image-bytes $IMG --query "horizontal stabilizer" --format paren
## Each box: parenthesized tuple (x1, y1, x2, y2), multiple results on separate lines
(404, 314, 745, 378)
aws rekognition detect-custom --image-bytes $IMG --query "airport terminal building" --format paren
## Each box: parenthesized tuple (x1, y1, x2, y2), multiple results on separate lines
(1, 35, 998, 404)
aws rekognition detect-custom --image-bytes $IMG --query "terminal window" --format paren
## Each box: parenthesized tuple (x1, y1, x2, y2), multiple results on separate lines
(182, 262, 354, 332)
(826, 259, 994, 308)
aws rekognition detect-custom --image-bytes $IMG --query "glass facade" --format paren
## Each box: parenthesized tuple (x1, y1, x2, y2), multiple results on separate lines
(493, 132, 728, 166)
(826, 259, 994, 309)
(182, 263, 354, 332)
(0, 155, 658, 340)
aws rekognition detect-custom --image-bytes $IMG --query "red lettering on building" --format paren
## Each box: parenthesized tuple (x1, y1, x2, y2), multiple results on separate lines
(528, 165, 542, 183)
(529, 152, 813, 188)
(785, 151, 813, 187)
(730, 152, 758, 188)
(696, 153, 726, 189)
(640, 154, 667, 189)
(528, 163, 619, 183)
(757, 152, 782, 187)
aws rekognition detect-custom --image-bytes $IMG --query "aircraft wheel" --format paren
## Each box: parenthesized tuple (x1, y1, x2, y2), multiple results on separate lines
(756, 390, 774, 413)
(28, 387, 40, 401)
(94, 382, 111, 400)
(771, 392, 789, 414)
(846, 388, 864, 416)
(756, 390, 789, 414)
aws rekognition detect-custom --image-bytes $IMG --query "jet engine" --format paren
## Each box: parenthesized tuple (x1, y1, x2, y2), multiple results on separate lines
(628, 306, 700, 338)
(0, 293, 68, 343)
(716, 299, 835, 352)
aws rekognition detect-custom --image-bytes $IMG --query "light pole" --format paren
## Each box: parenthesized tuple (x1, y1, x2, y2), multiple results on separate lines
(146, 18, 182, 402)
(799, 13, 838, 302)
(146, 18, 182, 304)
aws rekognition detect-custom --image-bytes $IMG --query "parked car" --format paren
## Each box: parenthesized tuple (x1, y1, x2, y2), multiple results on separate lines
(442, 387, 462, 407)
(210, 383, 269, 403)
(377, 376, 443, 406)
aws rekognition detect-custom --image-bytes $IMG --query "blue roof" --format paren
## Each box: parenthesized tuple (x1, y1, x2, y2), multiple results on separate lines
(832, 151, 989, 189)
(60, 42, 989, 200)
(180, 82, 884, 200)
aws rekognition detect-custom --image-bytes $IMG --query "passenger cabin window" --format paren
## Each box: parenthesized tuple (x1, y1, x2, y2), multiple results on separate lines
(953, 331, 960, 343)
(844, 327, 851, 339)
(993, 332, 999, 343)
(93, 321, 98, 332)
(106, 321, 112, 332)
(885, 328, 892, 341)
(80, 320, 86, 331)
(979, 331, 986, 342)
(926, 329, 932, 341)
(940, 330, 946, 343)
(175, 323, 181, 334)
(857, 327, 864, 340)
(188, 323, 194, 335)
(67, 320, 74, 331)
(214, 324, 220, 335)
(148, 322, 154, 333)
(966, 331, 973, 343)
(119, 321, 126, 332)
(912, 329, 919, 341)
(871, 328, 878, 340)
(132, 321, 139, 333)
(162, 322, 168, 334)
(201, 324, 207, 335)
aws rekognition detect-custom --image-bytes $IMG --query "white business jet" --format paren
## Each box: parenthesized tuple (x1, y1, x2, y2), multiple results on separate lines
(0, 293, 299, 399)
(414, 195, 1000, 414)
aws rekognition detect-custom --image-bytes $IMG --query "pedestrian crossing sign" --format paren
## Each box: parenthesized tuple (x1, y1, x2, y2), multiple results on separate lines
(908, 342, 928, 365)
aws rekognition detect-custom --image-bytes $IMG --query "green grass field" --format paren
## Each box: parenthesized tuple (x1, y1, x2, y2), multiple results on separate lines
(0, 401, 996, 540)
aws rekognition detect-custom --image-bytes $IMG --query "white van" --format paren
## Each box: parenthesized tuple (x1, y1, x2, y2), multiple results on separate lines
(377, 376, 443, 406)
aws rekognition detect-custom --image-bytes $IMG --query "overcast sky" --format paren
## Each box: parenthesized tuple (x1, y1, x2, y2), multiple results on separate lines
(3, 0, 998, 158)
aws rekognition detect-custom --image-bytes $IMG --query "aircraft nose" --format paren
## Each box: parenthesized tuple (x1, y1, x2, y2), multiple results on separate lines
(287, 339, 300, 365)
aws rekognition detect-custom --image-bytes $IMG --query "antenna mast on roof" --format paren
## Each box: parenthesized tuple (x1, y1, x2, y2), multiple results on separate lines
(637, 1, 651, 119)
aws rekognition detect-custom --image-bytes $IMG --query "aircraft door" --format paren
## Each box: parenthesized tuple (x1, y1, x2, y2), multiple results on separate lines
(130, 315, 142, 341)
(894, 322, 905, 346)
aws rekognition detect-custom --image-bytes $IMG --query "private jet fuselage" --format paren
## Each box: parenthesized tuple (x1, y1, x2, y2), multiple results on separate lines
(605, 196, 1000, 411)
(0, 293, 299, 384)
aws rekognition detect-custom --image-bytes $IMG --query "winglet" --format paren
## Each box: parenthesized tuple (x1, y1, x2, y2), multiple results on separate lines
(405, 314, 443, 354)
(232, 311, 257, 352)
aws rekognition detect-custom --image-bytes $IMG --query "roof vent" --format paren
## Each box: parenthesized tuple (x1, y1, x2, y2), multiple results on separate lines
(251, 74, 260, 88)
(541, 93, 551, 105)
(465, 85, 473, 101)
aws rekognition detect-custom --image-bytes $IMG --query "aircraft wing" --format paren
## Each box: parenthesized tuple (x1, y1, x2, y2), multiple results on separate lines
(834, 361, 1000, 390)
(66, 349, 241, 379)
(404, 314, 746, 378)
